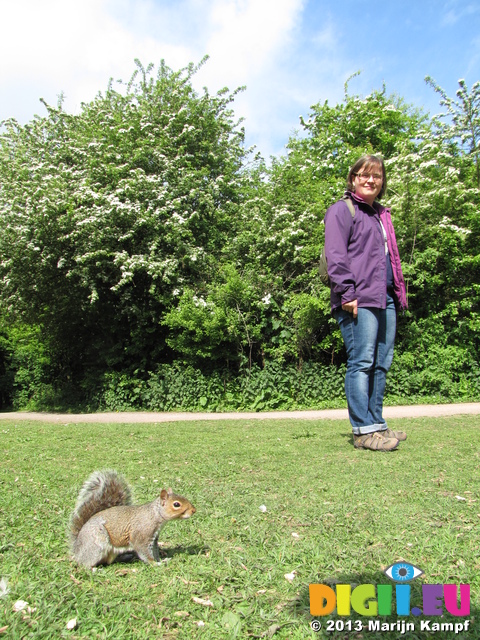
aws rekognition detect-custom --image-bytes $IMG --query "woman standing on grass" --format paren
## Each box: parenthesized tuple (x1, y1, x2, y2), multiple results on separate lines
(324, 155, 408, 451)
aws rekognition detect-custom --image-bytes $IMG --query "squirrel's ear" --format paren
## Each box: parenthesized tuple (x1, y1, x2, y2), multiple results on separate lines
(167, 487, 173, 495)
(160, 489, 168, 503)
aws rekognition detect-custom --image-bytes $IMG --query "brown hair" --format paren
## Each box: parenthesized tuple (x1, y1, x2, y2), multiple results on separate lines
(346, 155, 387, 200)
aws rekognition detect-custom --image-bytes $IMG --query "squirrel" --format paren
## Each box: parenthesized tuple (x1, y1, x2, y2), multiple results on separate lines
(69, 469, 196, 568)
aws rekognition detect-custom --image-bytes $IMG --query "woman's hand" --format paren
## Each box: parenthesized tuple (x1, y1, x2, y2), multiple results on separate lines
(342, 300, 358, 318)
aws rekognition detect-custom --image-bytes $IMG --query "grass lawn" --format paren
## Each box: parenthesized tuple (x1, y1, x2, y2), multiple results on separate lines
(0, 414, 479, 639)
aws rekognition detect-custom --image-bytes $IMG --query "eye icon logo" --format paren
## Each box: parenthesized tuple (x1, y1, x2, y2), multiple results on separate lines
(384, 562, 424, 582)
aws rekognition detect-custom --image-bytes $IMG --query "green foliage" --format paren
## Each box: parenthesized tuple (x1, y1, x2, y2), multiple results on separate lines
(95, 357, 478, 414)
(0, 321, 53, 410)
(387, 346, 480, 401)
(425, 76, 480, 186)
(0, 58, 246, 376)
(1, 61, 479, 409)
(218, 84, 430, 371)
(98, 361, 347, 412)
(164, 264, 266, 366)
(386, 79, 480, 359)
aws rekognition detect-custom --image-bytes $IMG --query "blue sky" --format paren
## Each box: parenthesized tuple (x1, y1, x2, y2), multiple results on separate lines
(1, 0, 479, 159)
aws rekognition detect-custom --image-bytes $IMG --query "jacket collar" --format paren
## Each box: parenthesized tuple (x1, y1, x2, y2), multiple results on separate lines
(346, 190, 389, 216)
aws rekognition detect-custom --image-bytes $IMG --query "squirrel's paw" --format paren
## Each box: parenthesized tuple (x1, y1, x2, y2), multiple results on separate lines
(155, 558, 170, 566)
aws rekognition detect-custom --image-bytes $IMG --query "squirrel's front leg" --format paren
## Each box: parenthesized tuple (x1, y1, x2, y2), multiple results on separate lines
(134, 534, 160, 564)
(150, 534, 161, 563)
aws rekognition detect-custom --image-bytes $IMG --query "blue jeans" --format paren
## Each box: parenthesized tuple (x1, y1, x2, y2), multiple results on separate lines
(334, 294, 396, 435)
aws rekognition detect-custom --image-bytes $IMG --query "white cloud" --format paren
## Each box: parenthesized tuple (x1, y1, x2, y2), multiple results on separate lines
(0, 0, 303, 96)
(440, 1, 479, 26)
(190, 0, 305, 155)
(1, 0, 305, 154)
(0, 0, 193, 117)
(203, 0, 302, 81)
(1, 0, 476, 160)
(10, 1, 385, 162)
(310, 22, 336, 50)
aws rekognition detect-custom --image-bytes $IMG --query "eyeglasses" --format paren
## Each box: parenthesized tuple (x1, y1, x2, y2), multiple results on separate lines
(355, 172, 383, 182)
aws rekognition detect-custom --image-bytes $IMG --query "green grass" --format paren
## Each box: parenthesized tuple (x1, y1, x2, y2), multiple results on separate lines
(1, 415, 479, 639)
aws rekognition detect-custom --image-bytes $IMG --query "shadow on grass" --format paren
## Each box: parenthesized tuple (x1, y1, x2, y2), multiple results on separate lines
(116, 544, 208, 564)
(290, 570, 478, 639)
(161, 544, 209, 559)
(339, 431, 353, 446)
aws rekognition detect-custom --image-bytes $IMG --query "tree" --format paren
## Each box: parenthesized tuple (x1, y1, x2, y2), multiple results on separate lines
(2, 66, 479, 409)
(224, 85, 425, 366)
(385, 78, 480, 363)
(425, 77, 480, 187)
(0, 58, 247, 383)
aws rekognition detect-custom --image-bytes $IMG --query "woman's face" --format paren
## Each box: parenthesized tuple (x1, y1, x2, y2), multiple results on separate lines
(352, 163, 383, 205)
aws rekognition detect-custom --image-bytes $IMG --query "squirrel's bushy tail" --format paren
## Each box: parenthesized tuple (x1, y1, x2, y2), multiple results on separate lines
(69, 470, 132, 548)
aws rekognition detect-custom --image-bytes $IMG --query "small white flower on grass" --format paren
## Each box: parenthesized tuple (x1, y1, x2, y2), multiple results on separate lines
(194, 621, 206, 627)
(284, 571, 297, 583)
(456, 495, 467, 501)
(13, 600, 35, 613)
(292, 532, 300, 539)
(259, 505, 267, 512)
(66, 618, 77, 630)
(0, 578, 9, 598)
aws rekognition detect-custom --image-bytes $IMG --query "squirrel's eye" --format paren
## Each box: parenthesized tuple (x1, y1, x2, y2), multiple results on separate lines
(173, 501, 181, 508)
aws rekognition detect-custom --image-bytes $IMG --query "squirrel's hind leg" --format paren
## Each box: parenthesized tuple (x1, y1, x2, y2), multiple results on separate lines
(73, 518, 116, 568)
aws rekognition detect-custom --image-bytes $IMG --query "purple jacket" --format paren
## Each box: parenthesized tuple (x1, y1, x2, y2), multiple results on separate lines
(324, 191, 407, 311)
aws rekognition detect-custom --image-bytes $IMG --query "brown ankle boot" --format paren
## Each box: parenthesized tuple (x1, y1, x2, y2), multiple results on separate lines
(353, 431, 399, 451)
(382, 427, 407, 441)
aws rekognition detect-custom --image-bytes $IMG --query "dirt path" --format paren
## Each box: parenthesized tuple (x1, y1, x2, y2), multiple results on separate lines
(0, 403, 479, 423)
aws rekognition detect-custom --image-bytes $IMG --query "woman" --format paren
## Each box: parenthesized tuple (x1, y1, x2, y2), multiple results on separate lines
(324, 155, 408, 451)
